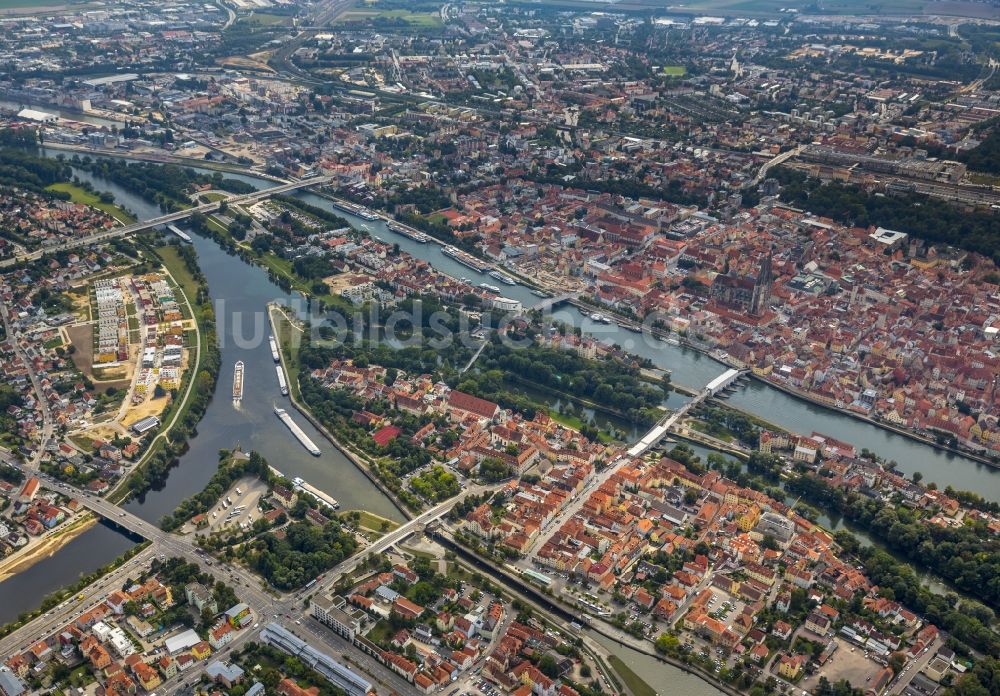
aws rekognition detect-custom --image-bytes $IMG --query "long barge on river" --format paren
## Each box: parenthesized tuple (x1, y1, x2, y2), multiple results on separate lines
(275, 364, 288, 396)
(274, 406, 321, 456)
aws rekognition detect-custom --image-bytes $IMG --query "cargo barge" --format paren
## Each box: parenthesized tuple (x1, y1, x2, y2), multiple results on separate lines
(274, 406, 321, 456)
(275, 364, 288, 396)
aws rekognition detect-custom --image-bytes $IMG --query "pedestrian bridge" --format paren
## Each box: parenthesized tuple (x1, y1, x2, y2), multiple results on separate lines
(627, 368, 744, 457)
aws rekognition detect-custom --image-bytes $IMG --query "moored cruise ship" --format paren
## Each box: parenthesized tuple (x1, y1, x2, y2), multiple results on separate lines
(387, 221, 429, 243)
(489, 270, 517, 286)
(442, 245, 492, 273)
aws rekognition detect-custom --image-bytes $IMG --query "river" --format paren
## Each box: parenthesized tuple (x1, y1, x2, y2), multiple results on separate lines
(290, 190, 999, 499)
(0, 522, 134, 626)
(1, 152, 993, 689)
(0, 156, 403, 621)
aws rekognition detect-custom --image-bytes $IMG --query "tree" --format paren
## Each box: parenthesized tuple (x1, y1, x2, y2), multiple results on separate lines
(888, 652, 906, 675)
(538, 654, 558, 678)
(655, 633, 680, 655)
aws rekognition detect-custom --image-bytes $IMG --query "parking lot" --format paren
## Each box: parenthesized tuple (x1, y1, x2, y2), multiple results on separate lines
(199, 477, 268, 534)
(800, 638, 883, 692)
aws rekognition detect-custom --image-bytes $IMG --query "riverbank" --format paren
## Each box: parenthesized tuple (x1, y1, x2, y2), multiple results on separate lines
(40, 142, 286, 179)
(0, 540, 151, 641)
(567, 294, 1000, 473)
(39, 142, 1000, 478)
(0, 514, 97, 583)
(107, 243, 209, 502)
(748, 372, 1000, 471)
(364, 190, 1000, 474)
(46, 182, 136, 225)
(267, 303, 414, 521)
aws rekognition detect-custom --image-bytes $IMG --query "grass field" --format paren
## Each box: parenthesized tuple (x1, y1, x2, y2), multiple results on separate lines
(666, 0, 928, 14)
(0, 0, 72, 7)
(157, 246, 200, 319)
(236, 12, 293, 27)
(352, 510, 400, 534)
(607, 656, 656, 696)
(336, 8, 442, 27)
(662, 65, 687, 76)
(46, 182, 136, 224)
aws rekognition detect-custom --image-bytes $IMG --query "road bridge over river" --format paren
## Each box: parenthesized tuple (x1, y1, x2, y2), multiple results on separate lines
(0, 176, 332, 269)
(526, 291, 581, 313)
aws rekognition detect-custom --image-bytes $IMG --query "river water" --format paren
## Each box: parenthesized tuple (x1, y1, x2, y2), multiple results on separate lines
(0, 523, 134, 625)
(293, 190, 999, 498)
(1, 153, 995, 690)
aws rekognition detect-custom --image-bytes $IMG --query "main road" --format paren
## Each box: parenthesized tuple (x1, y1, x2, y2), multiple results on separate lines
(0, 301, 52, 470)
(1, 465, 500, 681)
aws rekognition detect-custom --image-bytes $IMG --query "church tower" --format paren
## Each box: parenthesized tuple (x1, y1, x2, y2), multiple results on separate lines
(750, 248, 773, 316)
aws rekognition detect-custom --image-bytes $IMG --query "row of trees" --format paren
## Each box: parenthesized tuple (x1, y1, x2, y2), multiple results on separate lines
(70, 157, 253, 212)
(781, 473, 1000, 656)
(0, 146, 68, 193)
(773, 166, 1000, 266)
